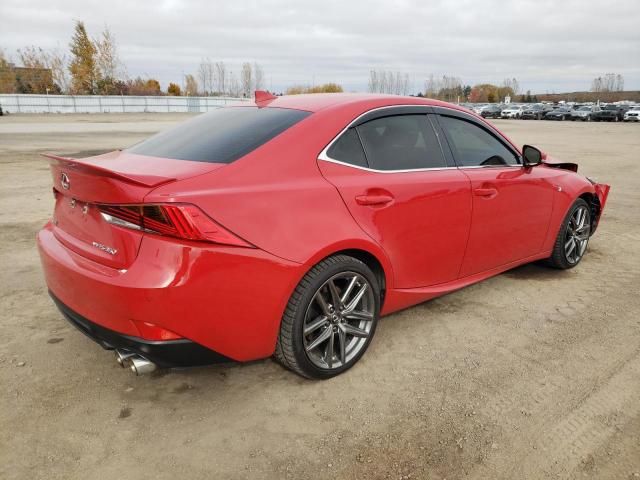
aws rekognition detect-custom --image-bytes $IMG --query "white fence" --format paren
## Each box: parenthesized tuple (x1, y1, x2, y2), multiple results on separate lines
(0, 94, 251, 114)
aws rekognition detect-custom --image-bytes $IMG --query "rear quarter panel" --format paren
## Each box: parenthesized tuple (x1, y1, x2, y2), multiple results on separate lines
(145, 103, 397, 287)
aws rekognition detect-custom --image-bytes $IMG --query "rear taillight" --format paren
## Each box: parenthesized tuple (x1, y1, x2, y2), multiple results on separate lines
(98, 203, 253, 247)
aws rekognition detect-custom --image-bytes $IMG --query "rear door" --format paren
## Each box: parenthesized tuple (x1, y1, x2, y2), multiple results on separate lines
(318, 107, 472, 288)
(434, 107, 556, 277)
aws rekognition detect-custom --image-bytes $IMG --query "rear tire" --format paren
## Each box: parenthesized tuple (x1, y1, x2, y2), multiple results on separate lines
(275, 255, 380, 379)
(547, 199, 591, 269)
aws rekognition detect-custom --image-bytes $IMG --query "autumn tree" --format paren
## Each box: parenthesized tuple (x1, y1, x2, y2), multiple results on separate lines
(68, 21, 98, 94)
(126, 77, 161, 95)
(184, 74, 198, 95)
(286, 83, 343, 94)
(167, 82, 181, 96)
(95, 26, 123, 94)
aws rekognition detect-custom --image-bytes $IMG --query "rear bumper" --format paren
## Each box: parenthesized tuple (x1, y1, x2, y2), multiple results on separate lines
(38, 221, 303, 362)
(51, 292, 231, 367)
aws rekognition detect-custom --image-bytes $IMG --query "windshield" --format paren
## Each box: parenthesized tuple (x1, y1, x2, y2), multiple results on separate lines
(578, 106, 591, 111)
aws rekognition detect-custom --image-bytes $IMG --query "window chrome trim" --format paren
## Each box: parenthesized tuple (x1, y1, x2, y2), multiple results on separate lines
(318, 155, 458, 173)
(318, 104, 453, 174)
(318, 104, 523, 173)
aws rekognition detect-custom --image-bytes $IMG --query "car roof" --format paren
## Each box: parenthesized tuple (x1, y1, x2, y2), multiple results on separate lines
(258, 93, 470, 114)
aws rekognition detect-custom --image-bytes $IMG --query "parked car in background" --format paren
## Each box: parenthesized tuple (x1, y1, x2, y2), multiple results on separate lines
(623, 106, 640, 122)
(501, 105, 525, 119)
(522, 104, 552, 120)
(471, 104, 488, 115)
(593, 104, 628, 122)
(545, 106, 574, 121)
(571, 105, 600, 121)
(480, 104, 503, 119)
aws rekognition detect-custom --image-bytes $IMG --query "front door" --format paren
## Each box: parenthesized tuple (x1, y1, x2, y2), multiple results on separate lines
(436, 112, 555, 276)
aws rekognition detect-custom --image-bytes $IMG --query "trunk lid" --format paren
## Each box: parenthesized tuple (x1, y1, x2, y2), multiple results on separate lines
(45, 150, 223, 269)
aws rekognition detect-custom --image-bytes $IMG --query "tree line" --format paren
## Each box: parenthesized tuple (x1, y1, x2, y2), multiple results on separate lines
(0, 20, 269, 97)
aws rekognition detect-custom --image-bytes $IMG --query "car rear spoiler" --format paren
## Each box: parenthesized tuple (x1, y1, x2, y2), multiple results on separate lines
(42, 153, 175, 188)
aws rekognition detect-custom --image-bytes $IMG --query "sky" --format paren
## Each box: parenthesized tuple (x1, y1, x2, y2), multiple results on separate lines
(1, 0, 639, 94)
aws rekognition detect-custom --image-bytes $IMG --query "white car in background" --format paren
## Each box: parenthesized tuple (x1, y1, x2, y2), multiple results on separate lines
(623, 106, 640, 122)
(501, 105, 525, 119)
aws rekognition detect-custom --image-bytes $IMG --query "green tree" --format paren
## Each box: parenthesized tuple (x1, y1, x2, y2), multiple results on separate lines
(68, 21, 98, 94)
(167, 82, 181, 96)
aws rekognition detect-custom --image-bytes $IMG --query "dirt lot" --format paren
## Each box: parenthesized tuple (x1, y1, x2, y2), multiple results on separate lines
(1, 113, 638, 480)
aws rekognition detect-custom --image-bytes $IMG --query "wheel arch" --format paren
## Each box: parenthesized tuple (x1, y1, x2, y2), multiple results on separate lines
(578, 191, 602, 235)
(301, 241, 393, 311)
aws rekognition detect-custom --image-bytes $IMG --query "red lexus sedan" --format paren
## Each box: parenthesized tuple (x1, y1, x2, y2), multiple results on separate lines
(38, 92, 610, 379)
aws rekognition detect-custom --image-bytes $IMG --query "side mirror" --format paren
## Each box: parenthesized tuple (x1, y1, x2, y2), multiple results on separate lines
(522, 144, 542, 166)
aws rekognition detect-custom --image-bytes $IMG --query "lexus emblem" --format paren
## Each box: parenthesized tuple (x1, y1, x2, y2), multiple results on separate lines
(60, 172, 70, 190)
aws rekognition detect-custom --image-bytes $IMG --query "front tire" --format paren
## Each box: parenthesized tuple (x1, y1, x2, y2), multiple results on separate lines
(275, 255, 381, 379)
(547, 199, 591, 269)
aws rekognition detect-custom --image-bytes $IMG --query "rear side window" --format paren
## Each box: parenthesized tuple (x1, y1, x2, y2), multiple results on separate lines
(326, 128, 368, 167)
(438, 116, 519, 167)
(128, 107, 310, 163)
(356, 115, 446, 170)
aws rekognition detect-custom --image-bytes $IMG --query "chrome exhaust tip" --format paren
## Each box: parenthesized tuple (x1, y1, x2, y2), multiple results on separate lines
(114, 350, 136, 367)
(129, 356, 157, 376)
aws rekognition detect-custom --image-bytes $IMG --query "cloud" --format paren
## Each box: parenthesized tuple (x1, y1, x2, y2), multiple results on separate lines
(1, 0, 639, 92)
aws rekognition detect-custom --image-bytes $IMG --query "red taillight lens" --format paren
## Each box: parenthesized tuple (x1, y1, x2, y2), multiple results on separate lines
(98, 203, 253, 247)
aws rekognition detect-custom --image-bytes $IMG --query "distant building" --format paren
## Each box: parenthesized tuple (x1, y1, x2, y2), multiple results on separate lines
(0, 63, 54, 94)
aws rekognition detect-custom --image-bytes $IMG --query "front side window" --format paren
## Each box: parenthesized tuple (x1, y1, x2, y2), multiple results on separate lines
(356, 115, 446, 170)
(439, 115, 519, 167)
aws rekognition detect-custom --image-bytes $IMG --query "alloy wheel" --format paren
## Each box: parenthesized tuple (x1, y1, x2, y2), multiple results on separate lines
(302, 272, 375, 370)
(564, 206, 590, 265)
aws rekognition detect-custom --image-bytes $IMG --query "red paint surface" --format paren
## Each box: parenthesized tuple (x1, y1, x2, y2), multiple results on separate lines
(38, 94, 610, 361)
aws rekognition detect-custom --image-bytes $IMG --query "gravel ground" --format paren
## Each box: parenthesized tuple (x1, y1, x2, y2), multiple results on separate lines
(0, 113, 638, 480)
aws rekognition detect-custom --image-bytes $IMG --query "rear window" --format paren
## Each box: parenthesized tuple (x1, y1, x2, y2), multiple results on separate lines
(128, 107, 310, 163)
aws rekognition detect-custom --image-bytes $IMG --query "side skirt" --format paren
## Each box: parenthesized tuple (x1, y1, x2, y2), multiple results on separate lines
(381, 251, 552, 315)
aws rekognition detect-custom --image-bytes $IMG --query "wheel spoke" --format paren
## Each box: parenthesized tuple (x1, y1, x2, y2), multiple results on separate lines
(314, 291, 331, 315)
(340, 323, 369, 338)
(340, 276, 358, 305)
(578, 209, 586, 229)
(338, 328, 346, 364)
(325, 329, 335, 368)
(304, 315, 329, 335)
(306, 326, 332, 351)
(327, 279, 342, 310)
(344, 284, 368, 312)
(344, 310, 374, 321)
(576, 232, 590, 241)
(566, 238, 576, 257)
(578, 239, 588, 256)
